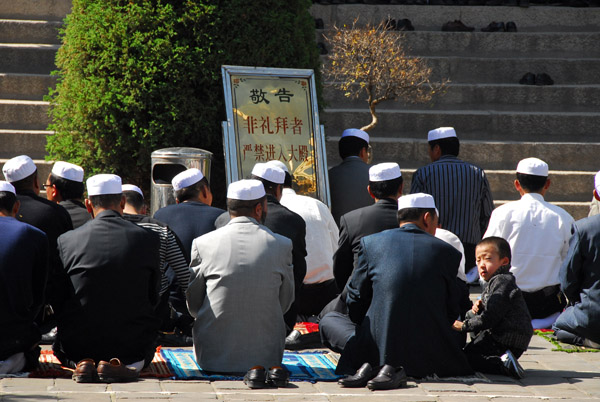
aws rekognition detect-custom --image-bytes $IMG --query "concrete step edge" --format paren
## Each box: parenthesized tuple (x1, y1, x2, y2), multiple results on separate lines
(0, 99, 49, 105)
(324, 81, 600, 89)
(323, 108, 600, 116)
(327, 137, 600, 145)
(0, 129, 52, 134)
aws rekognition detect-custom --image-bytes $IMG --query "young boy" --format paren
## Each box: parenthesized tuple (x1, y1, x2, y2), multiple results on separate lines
(452, 237, 533, 379)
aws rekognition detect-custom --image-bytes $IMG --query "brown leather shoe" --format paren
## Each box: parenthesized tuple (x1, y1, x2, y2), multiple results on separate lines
(72, 358, 98, 383)
(97, 358, 139, 383)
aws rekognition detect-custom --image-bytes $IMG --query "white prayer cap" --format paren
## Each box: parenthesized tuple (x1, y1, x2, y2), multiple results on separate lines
(86, 174, 122, 196)
(172, 168, 204, 191)
(595, 171, 600, 195)
(122, 184, 143, 198)
(252, 163, 285, 184)
(0, 181, 15, 195)
(52, 161, 84, 182)
(266, 160, 289, 174)
(227, 179, 266, 200)
(516, 157, 548, 177)
(2, 155, 36, 182)
(369, 162, 401, 182)
(427, 127, 457, 142)
(398, 193, 438, 215)
(341, 128, 369, 144)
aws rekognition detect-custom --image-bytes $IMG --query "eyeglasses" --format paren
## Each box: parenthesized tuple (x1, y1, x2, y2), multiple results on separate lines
(41, 183, 52, 190)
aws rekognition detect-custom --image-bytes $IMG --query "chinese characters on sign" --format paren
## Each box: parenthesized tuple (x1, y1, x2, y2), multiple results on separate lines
(230, 76, 318, 195)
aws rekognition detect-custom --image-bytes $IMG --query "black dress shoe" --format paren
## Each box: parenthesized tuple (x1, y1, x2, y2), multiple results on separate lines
(367, 365, 408, 390)
(481, 22, 506, 32)
(519, 72, 536, 85)
(536, 73, 554, 85)
(244, 366, 267, 389)
(267, 366, 289, 387)
(505, 21, 518, 32)
(396, 19, 415, 31)
(442, 20, 475, 32)
(338, 362, 377, 388)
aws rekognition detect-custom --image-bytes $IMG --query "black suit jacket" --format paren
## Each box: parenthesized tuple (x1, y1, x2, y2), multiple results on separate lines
(55, 210, 161, 364)
(328, 157, 373, 225)
(16, 190, 73, 309)
(333, 198, 399, 290)
(59, 199, 91, 229)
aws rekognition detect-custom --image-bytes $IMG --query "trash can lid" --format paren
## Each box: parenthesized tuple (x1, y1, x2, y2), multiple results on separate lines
(151, 147, 213, 158)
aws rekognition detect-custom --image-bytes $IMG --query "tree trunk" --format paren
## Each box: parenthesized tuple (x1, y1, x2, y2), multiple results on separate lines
(361, 101, 378, 132)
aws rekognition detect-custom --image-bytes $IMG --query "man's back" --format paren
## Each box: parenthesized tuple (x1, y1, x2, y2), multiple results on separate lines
(329, 157, 372, 225)
(410, 155, 493, 246)
(340, 224, 472, 378)
(59, 199, 91, 229)
(484, 193, 574, 292)
(154, 201, 224, 258)
(187, 216, 294, 373)
(333, 198, 398, 290)
(55, 210, 161, 364)
(0, 217, 48, 345)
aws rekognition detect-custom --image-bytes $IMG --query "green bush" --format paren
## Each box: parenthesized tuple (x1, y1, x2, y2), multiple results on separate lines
(47, 0, 321, 206)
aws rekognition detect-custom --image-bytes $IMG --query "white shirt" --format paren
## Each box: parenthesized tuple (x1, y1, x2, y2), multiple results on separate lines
(280, 188, 339, 284)
(483, 192, 574, 292)
(435, 228, 467, 282)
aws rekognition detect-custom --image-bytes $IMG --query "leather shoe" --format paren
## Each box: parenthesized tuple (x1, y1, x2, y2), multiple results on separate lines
(396, 19, 415, 31)
(338, 362, 377, 388)
(244, 365, 267, 389)
(505, 21, 518, 32)
(442, 20, 475, 32)
(72, 358, 98, 383)
(367, 364, 408, 390)
(97, 358, 139, 383)
(267, 366, 289, 387)
(481, 21, 506, 32)
(519, 72, 536, 85)
(535, 73, 554, 86)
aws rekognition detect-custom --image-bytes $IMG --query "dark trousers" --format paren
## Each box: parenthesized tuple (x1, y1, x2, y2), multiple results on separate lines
(0, 329, 41, 371)
(463, 243, 476, 273)
(319, 311, 357, 353)
(296, 279, 339, 318)
(523, 285, 566, 319)
(464, 330, 524, 375)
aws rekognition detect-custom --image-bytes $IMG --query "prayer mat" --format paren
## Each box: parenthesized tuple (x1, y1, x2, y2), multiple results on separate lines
(535, 329, 600, 353)
(160, 348, 340, 382)
(28, 348, 173, 378)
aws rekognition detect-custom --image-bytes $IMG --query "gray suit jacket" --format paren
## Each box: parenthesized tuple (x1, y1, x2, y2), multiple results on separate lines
(186, 216, 294, 373)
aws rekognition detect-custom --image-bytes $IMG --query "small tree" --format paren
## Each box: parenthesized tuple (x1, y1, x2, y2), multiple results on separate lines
(324, 19, 447, 132)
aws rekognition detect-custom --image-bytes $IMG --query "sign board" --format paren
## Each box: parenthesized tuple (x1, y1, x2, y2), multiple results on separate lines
(221, 65, 329, 205)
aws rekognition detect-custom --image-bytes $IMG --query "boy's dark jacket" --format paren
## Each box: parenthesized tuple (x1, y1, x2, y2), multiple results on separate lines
(462, 265, 533, 351)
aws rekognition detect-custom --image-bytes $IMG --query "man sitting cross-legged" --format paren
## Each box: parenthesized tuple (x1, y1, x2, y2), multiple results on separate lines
(187, 179, 294, 389)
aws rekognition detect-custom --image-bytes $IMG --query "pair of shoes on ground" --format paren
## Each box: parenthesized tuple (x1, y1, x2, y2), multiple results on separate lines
(384, 18, 415, 31)
(73, 358, 139, 383)
(244, 366, 289, 389)
(285, 329, 323, 350)
(338, 362, 407, 390)
(481, 21, 518, 32)
(501, 350, 525, 379)
(519, 72, 554, 85)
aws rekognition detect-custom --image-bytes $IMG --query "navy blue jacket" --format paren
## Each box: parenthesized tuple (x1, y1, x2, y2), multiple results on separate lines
(154, 201, 224, 259)
(339, 224, 473, 378)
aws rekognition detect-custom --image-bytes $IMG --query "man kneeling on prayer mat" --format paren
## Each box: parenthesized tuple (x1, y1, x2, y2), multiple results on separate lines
(186, 179, 295, 389)
(323, 193, 472, 390)
(53, 174, 161, 383)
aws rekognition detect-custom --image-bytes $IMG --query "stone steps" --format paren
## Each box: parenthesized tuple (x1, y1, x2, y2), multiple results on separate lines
(324, 84, 600, 111)
(0, 0, 71, 21)
(0, 44, 58, 74)
(0, 19, 62, 44)
(311, 4, 600, 32)
(0, 129, 50, 159)
(322, 108, 598, 141)
(0, 99, 50, 130)
(0, 73, 57, 100)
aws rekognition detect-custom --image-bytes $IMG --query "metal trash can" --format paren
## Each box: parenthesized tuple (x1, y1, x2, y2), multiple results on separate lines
(150, 147, 213, 215)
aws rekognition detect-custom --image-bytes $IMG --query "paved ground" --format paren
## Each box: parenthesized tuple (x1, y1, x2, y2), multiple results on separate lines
(2, 286, 599, 401)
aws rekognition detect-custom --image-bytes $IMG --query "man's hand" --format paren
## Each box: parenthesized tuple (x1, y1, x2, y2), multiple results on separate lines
(452, 320, 463, 332)
(472, 299, 483, 314)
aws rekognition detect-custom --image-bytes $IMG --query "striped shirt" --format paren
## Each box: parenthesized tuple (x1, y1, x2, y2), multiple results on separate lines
(410, 155, 494, 245)
(136, 222, 190, 296)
